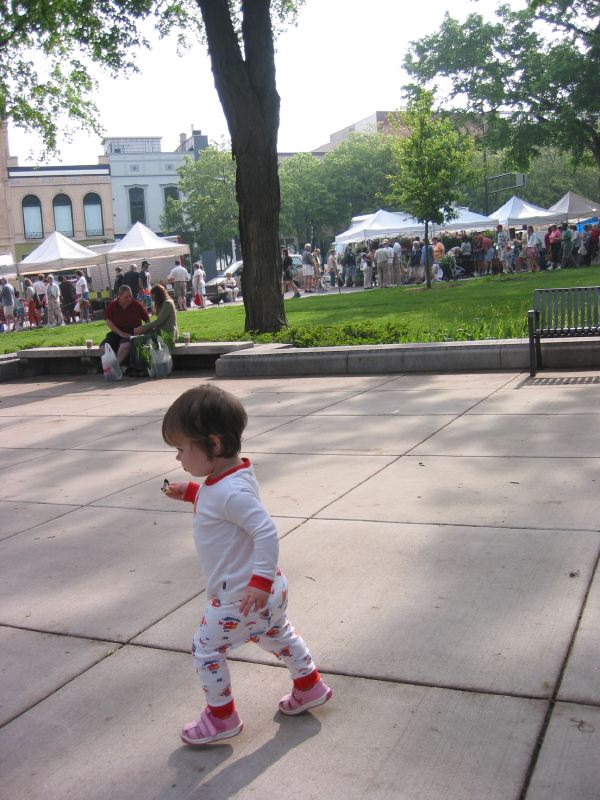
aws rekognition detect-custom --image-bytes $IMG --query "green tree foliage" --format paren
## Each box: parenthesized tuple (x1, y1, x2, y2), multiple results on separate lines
(278, 133, 397, 243)
(0, 0, 164, 154)
(404, 1, 600, 187)
(161, 144, 238, 260)
(319, 132, 397, 232)
(278, 152, 327, 244)
(463, 148, 599, 212)
(386, 90, 474, 288)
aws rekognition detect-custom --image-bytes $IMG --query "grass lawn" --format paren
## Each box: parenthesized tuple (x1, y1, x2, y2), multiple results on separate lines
(3, 266, 600, 354)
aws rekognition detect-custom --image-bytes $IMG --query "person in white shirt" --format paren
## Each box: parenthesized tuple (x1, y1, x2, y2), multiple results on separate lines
(33, 273, 48, 324)
(526, 226, 542, 272)
(75, 270, 91, 322)
(168, 261, 190, 310)
(45, 274, 64, 326)
(374, 240, 391, 287)
(392, 239, 402, 286)
(191, 262, 206, 307)
(224, 272, 239, 301)
(162, 385, 332, 746)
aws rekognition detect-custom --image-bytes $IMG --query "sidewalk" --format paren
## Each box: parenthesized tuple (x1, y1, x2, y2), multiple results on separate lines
(0, 369, 598, 799)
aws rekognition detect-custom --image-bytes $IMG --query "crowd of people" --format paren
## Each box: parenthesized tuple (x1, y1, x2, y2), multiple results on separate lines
(281, 221, 600, 294)
(0, 258, 210, 333)
(0, 269, 93, 331)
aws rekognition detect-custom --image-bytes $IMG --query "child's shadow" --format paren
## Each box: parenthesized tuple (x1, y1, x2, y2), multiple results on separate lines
(165, 712, 322, 798)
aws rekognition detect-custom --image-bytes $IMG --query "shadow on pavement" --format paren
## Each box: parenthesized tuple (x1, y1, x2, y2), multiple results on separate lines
(166, 712, 321, 799)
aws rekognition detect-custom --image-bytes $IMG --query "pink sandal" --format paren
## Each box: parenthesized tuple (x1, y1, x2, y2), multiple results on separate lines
(180, 708, 243, 745)
(279, 679, 333, 716)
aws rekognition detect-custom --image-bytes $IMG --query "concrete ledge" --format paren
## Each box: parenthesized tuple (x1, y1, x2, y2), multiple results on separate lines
(5, 337, 600, 380)
(216, 337, 600, 377)
(16, 341, 254, 359)
(6, 341, 254, 379)
(0, 356, 20, 381)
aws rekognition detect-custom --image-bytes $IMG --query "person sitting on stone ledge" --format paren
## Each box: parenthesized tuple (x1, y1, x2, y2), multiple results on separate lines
(100, 285, 149, 367)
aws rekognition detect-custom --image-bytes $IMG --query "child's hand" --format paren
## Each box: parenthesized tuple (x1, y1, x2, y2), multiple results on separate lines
(161, 480, 188, 501)
(239, 586, 269, 617)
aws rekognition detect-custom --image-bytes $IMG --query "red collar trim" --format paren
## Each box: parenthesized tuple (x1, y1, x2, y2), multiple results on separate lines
(204, 458, 251, 485)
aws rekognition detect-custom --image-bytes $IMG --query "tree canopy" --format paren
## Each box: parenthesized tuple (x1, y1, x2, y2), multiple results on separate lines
(0, 0, 165, 153)
(404, 0, 600, 187)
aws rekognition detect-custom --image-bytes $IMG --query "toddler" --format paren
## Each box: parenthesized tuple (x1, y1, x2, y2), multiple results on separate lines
(162, 385, 332, 745)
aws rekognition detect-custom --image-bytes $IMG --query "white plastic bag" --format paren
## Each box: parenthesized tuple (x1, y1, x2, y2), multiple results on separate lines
(147, 337, 173, 379)
(101, 343, 122, 381)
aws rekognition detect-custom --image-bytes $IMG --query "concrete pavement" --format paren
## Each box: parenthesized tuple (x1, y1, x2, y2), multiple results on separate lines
(0, 369, 599, 799)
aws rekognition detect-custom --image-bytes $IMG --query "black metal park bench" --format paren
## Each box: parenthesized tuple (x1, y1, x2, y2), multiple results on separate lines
(528, 286, 600, 376)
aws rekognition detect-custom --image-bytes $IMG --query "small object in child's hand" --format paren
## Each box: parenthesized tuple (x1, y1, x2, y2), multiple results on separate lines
(161, 479, 170, 494)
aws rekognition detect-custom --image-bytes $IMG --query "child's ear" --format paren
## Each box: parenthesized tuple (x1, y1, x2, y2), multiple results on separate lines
(208, 434, 223, 456)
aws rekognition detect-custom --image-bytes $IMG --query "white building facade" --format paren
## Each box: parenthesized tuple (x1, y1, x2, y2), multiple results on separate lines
(103, 131, 208, 238)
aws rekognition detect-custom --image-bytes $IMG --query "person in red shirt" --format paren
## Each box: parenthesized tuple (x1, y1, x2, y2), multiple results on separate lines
(101, 285, 149, 366)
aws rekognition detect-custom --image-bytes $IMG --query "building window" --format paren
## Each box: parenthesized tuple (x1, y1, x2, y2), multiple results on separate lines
(22, 195, 43, 239)
(53, 193, 74, 237)
(163, 185, 179, 207)
(129, 186, 145, 224)
(83, 192, 104, 236)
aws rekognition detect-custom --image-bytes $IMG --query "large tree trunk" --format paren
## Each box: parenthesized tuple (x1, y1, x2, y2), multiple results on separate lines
(197, 0, 287, 332)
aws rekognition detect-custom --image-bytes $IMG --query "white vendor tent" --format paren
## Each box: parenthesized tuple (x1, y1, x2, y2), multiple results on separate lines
(548, 191, 600, 220)
(440, 208, 499, 231)
(102, 222, 189, 263)
(18, 231, 99, 274)
(491, 196, 562, 227)
(335, 210, 420, 244)
(335, 208, 498, 245)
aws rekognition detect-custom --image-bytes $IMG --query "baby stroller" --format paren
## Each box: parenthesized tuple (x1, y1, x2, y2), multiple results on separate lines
(440, 254, 465, 281)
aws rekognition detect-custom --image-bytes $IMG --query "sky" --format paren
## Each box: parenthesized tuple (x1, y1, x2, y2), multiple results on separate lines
(7, 0, 507, 166)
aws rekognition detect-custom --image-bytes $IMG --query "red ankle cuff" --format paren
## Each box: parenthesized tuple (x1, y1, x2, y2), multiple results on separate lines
(293, 669, 320, 691)
(208, 700, 235, 719)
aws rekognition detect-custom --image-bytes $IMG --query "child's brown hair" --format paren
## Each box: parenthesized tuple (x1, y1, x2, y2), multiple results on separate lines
(162, 384, 247, 458)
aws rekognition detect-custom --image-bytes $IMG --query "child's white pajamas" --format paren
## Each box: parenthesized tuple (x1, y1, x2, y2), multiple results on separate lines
(192, 571, 316, 707)
(183, 460, 317, 709)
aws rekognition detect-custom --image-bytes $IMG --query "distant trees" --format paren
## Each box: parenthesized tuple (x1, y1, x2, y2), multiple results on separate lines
(278, 133, 396, 244)
(462, 148, 599, 212)
(386, 90, 474, 288)
(161, 144, 238, 262)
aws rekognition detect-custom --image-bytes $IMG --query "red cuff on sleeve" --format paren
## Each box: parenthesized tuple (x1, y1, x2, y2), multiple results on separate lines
(248, 574, 274, 593)
(183, 482, 200, 503)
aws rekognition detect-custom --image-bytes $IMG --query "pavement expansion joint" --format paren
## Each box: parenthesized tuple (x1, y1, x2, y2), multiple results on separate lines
(516, 543, 600, 799)
(313, 514, 600, 534)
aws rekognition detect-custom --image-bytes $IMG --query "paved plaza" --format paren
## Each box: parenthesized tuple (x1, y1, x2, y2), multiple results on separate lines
(0, 368, 599, 799)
